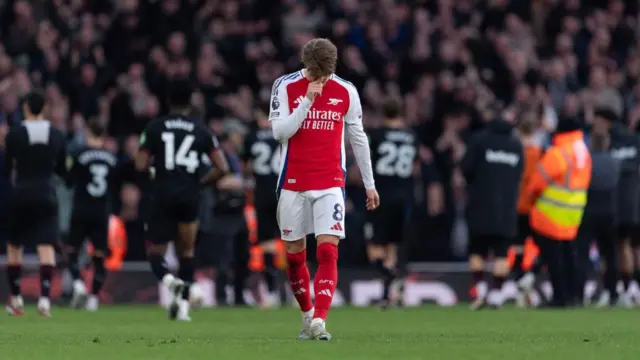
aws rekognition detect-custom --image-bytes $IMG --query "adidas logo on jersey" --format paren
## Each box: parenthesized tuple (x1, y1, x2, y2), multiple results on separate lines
(330, 222, 343, 231)
(294, 96, 305, 105)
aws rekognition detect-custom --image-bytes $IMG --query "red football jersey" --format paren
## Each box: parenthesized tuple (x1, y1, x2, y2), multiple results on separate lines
(269, 70, 363, 193)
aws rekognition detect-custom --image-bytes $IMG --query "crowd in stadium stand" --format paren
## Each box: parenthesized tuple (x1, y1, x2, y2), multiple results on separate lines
(0, 0, 639, 264)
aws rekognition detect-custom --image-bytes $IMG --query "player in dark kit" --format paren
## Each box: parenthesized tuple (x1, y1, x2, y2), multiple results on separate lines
(136, 80, 229, 321)
(4, 91, 67, 317)
(242, 104, 282, 307)
(65, 120, 118, 311)
(367, 98, 418, 308)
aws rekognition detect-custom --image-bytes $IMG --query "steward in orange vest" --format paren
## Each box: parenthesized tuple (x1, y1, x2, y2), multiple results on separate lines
(525, 117, 592, 307)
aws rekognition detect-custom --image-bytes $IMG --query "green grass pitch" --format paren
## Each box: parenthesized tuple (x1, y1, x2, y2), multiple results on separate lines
(0, 306, 638, 360)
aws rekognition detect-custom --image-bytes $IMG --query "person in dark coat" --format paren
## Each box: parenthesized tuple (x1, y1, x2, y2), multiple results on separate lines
(575, 131, 620, 307)
(460, 114, 524, 309)
(592, 107, 640, 306)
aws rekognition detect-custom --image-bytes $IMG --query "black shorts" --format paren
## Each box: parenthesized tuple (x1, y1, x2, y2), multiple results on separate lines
(255, 198, 279, 242)
(468, 233, 510, 258)
(6, 187, 59, 247)
(368, 197, 409, 245)
(68, 210, 109, 252)
(618, 223, 637, 243)
(147, 193, 200, 245)
(514, 214, 531, 246)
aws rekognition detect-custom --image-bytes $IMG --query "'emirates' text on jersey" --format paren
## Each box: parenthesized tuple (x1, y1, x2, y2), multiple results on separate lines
(140, 114, 218, 194)
(369, 126, 418, 198)
(67, 146, 118, 210)
(269, 71, 361, 192)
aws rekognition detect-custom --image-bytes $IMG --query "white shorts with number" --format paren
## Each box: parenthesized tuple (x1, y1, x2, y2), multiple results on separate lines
(277, 187, 345, 241)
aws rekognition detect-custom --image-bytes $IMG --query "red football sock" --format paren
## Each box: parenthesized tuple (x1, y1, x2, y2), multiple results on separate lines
(286, 249, 313, 312)
(313, 243, 338, 320)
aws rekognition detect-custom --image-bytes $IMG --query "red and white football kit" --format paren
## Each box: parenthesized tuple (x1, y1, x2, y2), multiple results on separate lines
(268, 70, 375, 242)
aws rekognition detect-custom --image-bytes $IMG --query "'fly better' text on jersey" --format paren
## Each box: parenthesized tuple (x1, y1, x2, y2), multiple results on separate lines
(269, 71, 362, 192)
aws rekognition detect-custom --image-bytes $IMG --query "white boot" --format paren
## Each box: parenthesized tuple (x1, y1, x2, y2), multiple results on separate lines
(86, 295, 99, 312)
(37, 297, 51, 317)
(71, 279, 88, 309)
(470, 281, 488, 310)
(162, 274, 185, 320)
(176, 299, 191, 322)
(487, 289, 504, 308)
(6, 295, 24, 316)
(310, 318, 332, 341)
(297, 308, 314, 340)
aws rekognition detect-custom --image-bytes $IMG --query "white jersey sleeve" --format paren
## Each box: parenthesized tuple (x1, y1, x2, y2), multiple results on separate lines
(344, 85, 375, 190)
(269, 75, 312, 143)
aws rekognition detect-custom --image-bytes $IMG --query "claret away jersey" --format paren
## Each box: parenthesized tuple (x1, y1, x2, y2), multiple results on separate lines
(268, 70, 375, 194)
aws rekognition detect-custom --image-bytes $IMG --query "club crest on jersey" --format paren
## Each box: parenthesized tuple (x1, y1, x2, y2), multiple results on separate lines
(328, 98, 343, 106)
(271, 97, 280, 110)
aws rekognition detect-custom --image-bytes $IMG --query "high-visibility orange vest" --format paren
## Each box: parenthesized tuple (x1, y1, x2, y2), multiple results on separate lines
(105, 216, 127, 270)
(526, 131, 592, 240)
(507, 236, 540, 271)
(517, 144, 543, 214)
(86, 215, 127, 270)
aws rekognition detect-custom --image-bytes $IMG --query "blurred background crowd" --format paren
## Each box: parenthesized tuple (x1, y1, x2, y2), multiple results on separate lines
(0, 0, 638, 266)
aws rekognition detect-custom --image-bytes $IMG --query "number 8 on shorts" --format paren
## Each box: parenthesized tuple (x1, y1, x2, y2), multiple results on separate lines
(277, 187, 346, 241)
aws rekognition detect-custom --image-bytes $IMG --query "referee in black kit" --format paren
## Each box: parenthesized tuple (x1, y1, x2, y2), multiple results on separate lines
(4, 91, 67, 317)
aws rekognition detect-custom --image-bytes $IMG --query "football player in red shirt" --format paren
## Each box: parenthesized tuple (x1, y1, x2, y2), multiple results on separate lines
(268, 39, 379, 340)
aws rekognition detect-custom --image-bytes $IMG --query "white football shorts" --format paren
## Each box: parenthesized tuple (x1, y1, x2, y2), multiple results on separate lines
(276, 187, 346, 241)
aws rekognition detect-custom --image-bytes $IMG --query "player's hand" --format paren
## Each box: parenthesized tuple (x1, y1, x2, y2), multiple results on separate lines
(366, 188, 380, 211)
(306, 81, 323, 102)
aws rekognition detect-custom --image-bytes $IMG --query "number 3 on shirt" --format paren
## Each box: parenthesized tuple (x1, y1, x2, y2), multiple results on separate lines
(161, 132, 199, 173)
(87, 164, 108, 197)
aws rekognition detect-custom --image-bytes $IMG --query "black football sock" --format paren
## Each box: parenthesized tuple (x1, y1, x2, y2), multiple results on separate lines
(382, 275, 393, 301)
(492, 274, 506, 290)
(91, 256, 107, 295)
(263, 253, 277, 293)
(622, 272, 632, 291)
(149, 255, 170, 282)
(7, 265, 22, 296)
(67, 251, 81, 281)
(511, 253, 524, 281)
(40, 265, 54, 298)
(373, 259, 395, 279)
(472, 270, 484, 285)
(178, 257, 195, 300)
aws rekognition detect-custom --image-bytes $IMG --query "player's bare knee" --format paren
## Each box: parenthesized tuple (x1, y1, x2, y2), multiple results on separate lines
(316, 234, 339, 246)
(285, 239, 306, 254)
(469, 254, 484, 270)
(366, 245, 384, 260)
(177, 247, 195, 258)
(493, 258, 510, 276)
(37, 245, 56, 265)
(512, 245, 524, 254)
(6, 245, 23, 264)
